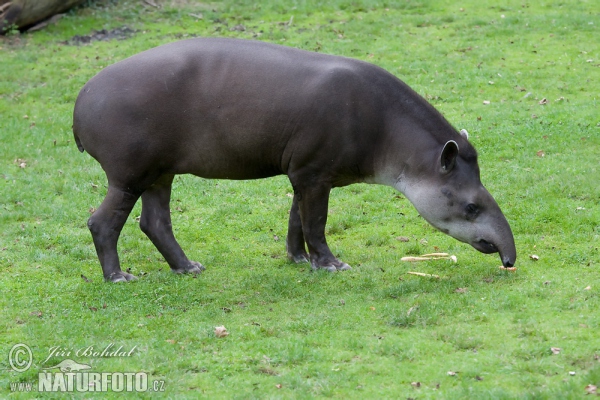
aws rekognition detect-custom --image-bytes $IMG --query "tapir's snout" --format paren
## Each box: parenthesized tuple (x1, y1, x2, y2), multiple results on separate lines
(471, 231, 516, 268)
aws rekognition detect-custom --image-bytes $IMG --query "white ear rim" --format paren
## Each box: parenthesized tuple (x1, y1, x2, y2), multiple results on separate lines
(441, 140, 459, 172)
(459, 129, 469, 140)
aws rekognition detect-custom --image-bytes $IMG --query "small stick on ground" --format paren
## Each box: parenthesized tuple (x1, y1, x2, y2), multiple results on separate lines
(407, 271, 440, 279)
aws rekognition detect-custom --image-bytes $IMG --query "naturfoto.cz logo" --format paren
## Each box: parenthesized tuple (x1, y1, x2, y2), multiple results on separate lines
(8, 343, 165, 393)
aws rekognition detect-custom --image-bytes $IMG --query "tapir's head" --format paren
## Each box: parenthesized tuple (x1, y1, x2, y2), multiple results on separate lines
(390, 134, 516, 268)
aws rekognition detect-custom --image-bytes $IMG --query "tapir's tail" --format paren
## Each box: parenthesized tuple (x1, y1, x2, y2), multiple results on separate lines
(73, 125, 85, 153)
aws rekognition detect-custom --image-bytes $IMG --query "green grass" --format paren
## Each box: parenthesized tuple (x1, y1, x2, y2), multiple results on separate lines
(1, 0, 599, 398)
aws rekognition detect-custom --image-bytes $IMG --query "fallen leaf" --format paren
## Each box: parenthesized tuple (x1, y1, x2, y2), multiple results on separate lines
(585, 385, 597, 394)
(370, 306, 376, 311)
(539, 98, 548, 105)
(569, 371, 576, 376)
(455, 288, 468, 293)
(276, 384, 282, 389)
(530, 254, 540, 261)
(166, 339, 176, 344)
(411, 381, 421, 388)
(81, 274, 92, 282)
(89, 307, 98, 312)
(447, 371, 457, 376)
(214, 325, 229, 338)
(536, 150, 545, 157)
(483, 100, 491, 105)
(551, 347, 561, 355)
(407, 305, 418, 316)
(475, 375, 483, 381)
(396, 236, 410, 242)
(30, 311, 42, 318)
(584, 286, 591, 290)
(221, 307, 232, 313)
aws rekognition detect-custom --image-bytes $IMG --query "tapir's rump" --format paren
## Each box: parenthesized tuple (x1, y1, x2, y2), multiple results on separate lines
(74, 38, 516, 282)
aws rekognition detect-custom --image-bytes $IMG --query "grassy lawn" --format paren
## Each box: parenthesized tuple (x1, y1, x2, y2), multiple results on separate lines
(1, 0, 599, 398)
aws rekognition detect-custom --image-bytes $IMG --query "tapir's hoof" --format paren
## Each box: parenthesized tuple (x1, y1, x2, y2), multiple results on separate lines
(310, 260, 352, 272)
(107, 271, 138, 283)
(288, 253, 309, 264)
(171, 261, 205, 275)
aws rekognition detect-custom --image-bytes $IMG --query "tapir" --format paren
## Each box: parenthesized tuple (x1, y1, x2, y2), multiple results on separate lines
(73, 38, 516, 282)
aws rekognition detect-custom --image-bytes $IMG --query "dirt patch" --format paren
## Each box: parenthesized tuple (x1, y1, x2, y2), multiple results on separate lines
(63, 26, 135, 45)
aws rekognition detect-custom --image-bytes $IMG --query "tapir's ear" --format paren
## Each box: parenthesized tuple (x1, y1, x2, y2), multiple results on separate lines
(440, 140, 459, 173)
(459, 129, 469, 140)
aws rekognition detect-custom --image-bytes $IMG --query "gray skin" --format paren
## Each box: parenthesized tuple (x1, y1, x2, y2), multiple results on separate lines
(73, 38, 517, 282)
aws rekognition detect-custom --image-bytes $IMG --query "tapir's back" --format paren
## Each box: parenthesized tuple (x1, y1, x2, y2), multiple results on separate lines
(73, 38, 392, 180)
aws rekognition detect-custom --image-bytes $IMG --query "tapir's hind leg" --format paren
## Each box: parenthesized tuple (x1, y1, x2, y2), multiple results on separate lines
(88, 187, 140, 282)
(139, 174, 204, 275)
(286, 194, 309, 263)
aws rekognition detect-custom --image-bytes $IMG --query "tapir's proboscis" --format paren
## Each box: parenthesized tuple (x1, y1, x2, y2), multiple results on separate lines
(73, 38, 516, 282)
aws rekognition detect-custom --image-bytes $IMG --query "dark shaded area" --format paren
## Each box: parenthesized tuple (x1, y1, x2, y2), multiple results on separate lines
(63, 26, 136, 45)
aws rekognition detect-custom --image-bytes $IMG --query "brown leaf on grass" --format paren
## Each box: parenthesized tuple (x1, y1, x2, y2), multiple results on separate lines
(447, 371, 457, 376)
(585, 384, 597, 394)
(584, 286, 591, 290)
(214, 325, 229, 338)
(455, 288, 468, 293)
(30, 311, 42, 318)
(275, 384, 282, 389)
(396, 236, 410, 242)
(536, 150, 545, 157)
(89, 307, 98, 312)
(411, 381, 421, 388)
(539, 98, 548, 105)
(551, 347, 561, 355)
(530, 254, 540, 260)
(166, 339, 176, 344)
(81, 274, 92, 282)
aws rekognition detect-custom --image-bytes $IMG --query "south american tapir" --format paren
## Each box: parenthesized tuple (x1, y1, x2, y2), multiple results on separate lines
(73, 38, 517, 282)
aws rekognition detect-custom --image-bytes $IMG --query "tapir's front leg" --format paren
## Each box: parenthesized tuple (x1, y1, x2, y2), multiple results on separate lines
(294, 184, 351, 272)
(87, 187, 140, 282)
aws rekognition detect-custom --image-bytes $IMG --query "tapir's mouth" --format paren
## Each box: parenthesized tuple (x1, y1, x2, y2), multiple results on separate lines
(472, 239, 498, 254)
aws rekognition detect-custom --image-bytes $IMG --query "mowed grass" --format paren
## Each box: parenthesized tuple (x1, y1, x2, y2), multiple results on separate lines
(1, 0, 599, 398)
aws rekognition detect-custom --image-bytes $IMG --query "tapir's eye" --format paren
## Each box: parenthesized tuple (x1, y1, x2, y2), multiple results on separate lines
(465, 203, 479, 219)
